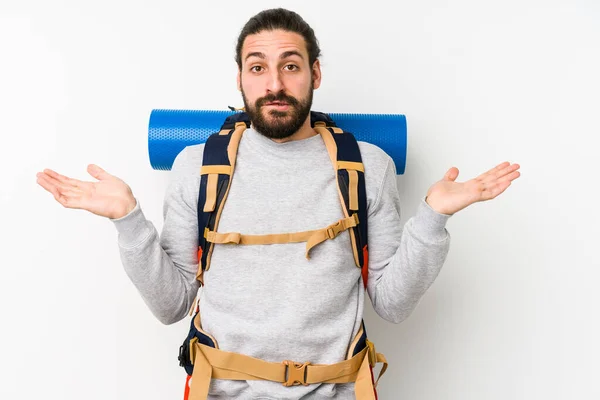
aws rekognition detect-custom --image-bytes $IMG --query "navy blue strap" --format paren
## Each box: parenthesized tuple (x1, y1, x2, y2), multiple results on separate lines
(330, 130, 368, 273)
(197, 115, 250, 277)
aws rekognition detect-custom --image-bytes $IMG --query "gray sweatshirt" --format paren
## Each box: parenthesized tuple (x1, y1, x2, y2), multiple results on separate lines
(111, 126, 452, 399)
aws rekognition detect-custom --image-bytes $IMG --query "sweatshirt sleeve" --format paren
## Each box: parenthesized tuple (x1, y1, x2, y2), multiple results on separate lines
(110, 147, 200, 325)
(366, 159, 452, 324)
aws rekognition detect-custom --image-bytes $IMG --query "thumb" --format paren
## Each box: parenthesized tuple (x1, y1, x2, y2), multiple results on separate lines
(444, 167, 459, 182)
(87, 164, 111, 180)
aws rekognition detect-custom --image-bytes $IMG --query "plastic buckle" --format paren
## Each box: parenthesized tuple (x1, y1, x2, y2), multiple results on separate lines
(283, 360, 311, 386)
(327, 227, 335, 239)
(326, 221, 342, 239)
(178, 343, 187, 367)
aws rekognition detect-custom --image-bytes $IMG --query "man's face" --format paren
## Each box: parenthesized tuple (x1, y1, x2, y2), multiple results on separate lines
(238, 29, 322, 140)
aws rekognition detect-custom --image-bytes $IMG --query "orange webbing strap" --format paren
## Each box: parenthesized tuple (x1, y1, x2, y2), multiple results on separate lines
(365, 339, 388, 387)
(374, 353, 388, 387)
(314, 124, 362, 268)
(200, 166, 233, 175)
(304, 214, 359, 258)
(337, 161, 364, 212)
(201, 166, 233, 212)
(187, 342, 387, 400)
(201, 122, 246, 274)
(202, 174, 218, 212)
(204, 214, 359, 259)
(314, 124, 337, 166)
(200, 126, 244, 213)
(347, 170, 359, 210)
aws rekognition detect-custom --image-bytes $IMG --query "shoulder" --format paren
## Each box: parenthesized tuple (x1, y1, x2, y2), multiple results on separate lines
(173, 143, 205, 170)
(357, 141, 395, 181)
(356, 141, 397, 212)
(170, 143, 206, 180)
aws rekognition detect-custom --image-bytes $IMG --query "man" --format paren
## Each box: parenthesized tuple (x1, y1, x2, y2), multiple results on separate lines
(36, 8, 521, 400)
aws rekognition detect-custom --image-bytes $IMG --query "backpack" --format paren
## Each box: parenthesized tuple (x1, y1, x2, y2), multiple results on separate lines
(178, 111, 387, 400)
(195, 110, 369, 287)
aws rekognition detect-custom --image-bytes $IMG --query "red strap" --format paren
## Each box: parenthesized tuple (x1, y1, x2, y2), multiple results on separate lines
(370, 366, 379, 400)
(362, 245, 369, 289)
(183, 374, 192, 400)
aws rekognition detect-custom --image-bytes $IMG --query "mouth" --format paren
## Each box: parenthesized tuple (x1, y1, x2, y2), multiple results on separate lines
(265, 101, 289, 107)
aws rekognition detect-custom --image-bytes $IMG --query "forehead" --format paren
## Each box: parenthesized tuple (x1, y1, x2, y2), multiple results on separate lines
(241, 29, 308, 61)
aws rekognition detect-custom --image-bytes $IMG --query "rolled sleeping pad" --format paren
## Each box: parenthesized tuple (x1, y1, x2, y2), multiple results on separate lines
(148, 109, 407, 174)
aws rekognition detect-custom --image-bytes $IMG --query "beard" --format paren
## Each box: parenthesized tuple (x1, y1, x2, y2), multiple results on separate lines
(241, 83, 313, 140)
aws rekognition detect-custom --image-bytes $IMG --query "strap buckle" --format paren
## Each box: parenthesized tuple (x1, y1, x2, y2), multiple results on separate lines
(326, 221, 342, 239)
(282, 360, 311, 386)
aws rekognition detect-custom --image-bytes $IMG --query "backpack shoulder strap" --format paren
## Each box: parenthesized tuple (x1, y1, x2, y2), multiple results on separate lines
(196, 112, 249, 284)
(311, 111, 370, 289)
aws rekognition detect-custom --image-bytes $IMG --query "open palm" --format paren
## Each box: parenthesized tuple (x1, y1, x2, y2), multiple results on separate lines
(426, 161, 521, 215)
(36, 164, 136, 219)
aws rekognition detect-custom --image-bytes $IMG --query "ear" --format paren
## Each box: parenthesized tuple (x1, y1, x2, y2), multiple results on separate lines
(311, 59, 322, 90)
(237, 70, 241, 91)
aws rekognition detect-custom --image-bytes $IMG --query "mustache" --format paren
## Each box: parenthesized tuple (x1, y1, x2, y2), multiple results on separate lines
(255, 92, 300, 108)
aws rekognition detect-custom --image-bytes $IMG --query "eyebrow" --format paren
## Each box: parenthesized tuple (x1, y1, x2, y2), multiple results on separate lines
(244, 50, 305, 62)
(280, 50, 304, 60)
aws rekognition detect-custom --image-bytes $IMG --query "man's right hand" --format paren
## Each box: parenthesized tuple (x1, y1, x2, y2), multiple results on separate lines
(36, 164, 137, 220)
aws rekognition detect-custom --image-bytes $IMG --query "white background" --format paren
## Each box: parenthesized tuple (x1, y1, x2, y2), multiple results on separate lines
(1, 0, 599, 399)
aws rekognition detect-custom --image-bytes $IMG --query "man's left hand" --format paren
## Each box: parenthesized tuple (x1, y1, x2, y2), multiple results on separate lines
(425, 161, 521, 215)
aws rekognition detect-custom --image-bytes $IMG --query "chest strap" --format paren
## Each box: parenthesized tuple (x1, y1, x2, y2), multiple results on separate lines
(197, 113, 370, 288)
(200, 125, 364, 260)
(204, 213, 359, 259)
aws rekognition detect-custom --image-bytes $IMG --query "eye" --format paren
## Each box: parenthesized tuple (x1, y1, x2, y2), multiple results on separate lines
(284, 64, 299, 71)
(250, 65, 263, 73)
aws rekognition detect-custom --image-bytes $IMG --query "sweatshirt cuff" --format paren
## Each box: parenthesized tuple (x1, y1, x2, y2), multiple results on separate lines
(110, 199, 153, 247)
(412, 196, 452, 242)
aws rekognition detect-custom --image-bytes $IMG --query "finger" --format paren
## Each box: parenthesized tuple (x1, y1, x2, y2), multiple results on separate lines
(43, 168, 88, 189)
(480, 163, 520, 184)
(37, 174, 84, 208)
(444, 167, 459, 181)
(475, 162, 511, 180)
(495, 170, 521, 184)
(38, 171, 84, 194)
(477, 181, 507, 202)
(87, 164, 113, 181)
(36, 173, 61, 198)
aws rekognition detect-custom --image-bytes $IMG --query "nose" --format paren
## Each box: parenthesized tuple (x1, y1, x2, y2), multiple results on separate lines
(266, 69, 284, 94)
